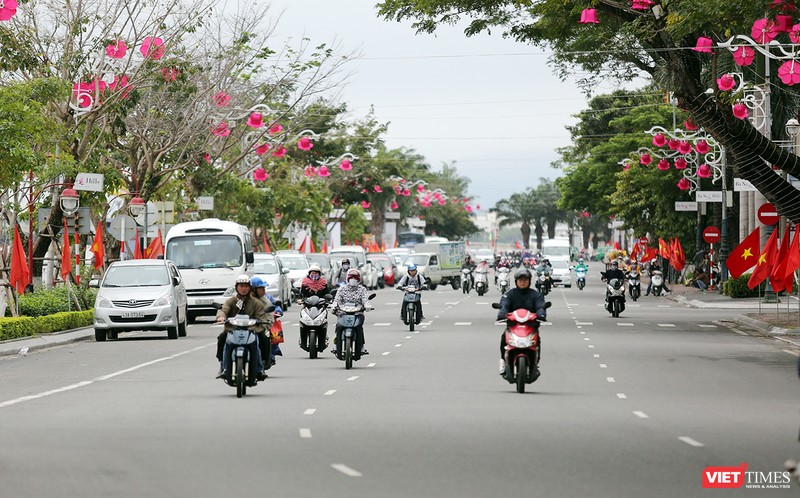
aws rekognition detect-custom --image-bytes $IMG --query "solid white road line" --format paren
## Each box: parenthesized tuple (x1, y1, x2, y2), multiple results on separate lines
(445, 302, 460, 305)
(385, 302, 399, 305)
(616, 393, 627, 399)
(576, 322, 594, 326)
(617, 323, 635, 327)
(324, 390, 337, 396)
(476, 302, 489, 305)
(698, 324, 717, 328)
(331, 464, 363, 477)
(373, 323, 391, 326)
(405, 336, 412, 339)
(304, 409, 317, 415)
(657, 305, 671, 308)
(593, 354, 600, 358)
(606, 377, 616, 383)
(299, 428, 313, 439)
(633, 411, 649, 419)
(679, 436, 704, 447)
(347, 376, 359, 381)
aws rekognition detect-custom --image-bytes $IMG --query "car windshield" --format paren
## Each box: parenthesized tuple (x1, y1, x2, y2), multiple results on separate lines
(167, 235, 243, 269)
(371, 258, 391, 269)
(278, 256, 309, 270)
(404, 255, 429, 266)
(330, 252, 365, 266)
(544, 246, 570, 256)
(305, 255, 329, 267)
(253, 258, 279, 274)
(103, 265, 170, 287)
(551, 260, 569, 269)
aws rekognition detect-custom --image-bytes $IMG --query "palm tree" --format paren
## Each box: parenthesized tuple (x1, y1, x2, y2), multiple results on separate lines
(535, 179, 566, 239)
(492, 191, 541, 249)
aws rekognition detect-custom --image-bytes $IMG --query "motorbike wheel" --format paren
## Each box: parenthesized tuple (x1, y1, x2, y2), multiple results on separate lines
(345, 337, 353, 370)
(236, 357, 245, 398)
(409, 305, 415, 332)
(612, 302, 620, 318)
(632, 288, 639, 301)
(451, 279, 459, 290)
(309, 331, 318, 359)
(515, 356, 527, 394)
(654, 288, 662, 297)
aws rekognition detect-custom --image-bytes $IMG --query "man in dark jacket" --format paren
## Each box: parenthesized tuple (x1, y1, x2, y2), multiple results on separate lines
(496, 268, 547, 378)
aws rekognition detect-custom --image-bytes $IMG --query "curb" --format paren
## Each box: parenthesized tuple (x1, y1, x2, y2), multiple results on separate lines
(0, 327, 94, 358)
(733, 315, 793, 336)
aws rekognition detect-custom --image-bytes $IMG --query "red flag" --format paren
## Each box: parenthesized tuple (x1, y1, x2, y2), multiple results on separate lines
(671, 237, 686, 271)
(91, 221, 105, 269)
(298, 235, 308, 253)
(784, 229, 800, 292)
(726, 227, 761, 279)
(748, 229, 779, 289)
(629, 242, 640, 261)
(613, 241, 620, 250)
(61, 219, 72, 281)
(640, 247, 658, 262)
(381, 242, 385, 252)
(771, 229, 791, 292)
(133, 228, 143, 259)
(322, 240, 328, 253)
(10, 225, 30, 294)
(262, 234, 271, 253)
(145, 229, 164, 259)
(309, 236, 316, 254)
(658, 238, 671, 260)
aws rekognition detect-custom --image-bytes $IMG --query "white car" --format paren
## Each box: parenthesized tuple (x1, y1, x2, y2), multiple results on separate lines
(475, 249, 495, 266)
(276, 250, 311, 298)
(360, 261, 381, 290)
(253, 253, 292, 307)
(550, 259, 572, 288)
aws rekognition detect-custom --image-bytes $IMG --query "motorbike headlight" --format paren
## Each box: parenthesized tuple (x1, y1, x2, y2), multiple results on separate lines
(509, 335, 532, 348)
(95, 296, 112, 308)
(154, 293, 174, 307)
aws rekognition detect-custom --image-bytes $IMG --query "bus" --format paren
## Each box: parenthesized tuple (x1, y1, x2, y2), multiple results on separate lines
(165, 219, 253, 320)
(397, 231, 425, 247)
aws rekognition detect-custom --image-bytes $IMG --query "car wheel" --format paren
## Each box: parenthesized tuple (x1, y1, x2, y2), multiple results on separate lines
(109, 329, 119, 340)
(167, 325, 179, 340)
(178, 309, 188, 337)
(95, 328, 107, 342)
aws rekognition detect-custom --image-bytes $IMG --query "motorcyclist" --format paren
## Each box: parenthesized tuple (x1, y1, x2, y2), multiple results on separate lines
(396, 263, 426, 324)
(574, 257, 589, 273)
(496, 268, 547, 378)
(301, 264, 329, 299)
(333, 258, 352, 285)
(214, 274, 269, 382)
(330, 268, 371, 356)
(645, 261, 671, 295)
(461, 255, 476, 289)
(535, 258, 553, 292)
(601, 260, 626, 283)
(249, 276, 282, 366)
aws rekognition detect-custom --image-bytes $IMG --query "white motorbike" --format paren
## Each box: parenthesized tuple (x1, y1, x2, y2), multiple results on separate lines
(461, 268, 473, 294)
(497, 267, 511, 294)
(575, 268, 587, 290)
(650, 270, 664, 296)
(474, 268, 489, 296)
(298, 294, 332, 359)
(605, 278, 626, 317)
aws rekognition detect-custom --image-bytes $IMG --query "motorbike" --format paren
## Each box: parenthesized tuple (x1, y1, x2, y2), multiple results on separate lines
(575, 267, 587, 290)
(401, 285, 424, 331)
(497, 267, 511, 294)
(627, 271, 641, 301)
(220, 312, 271, 398)
(334, 293, 376, 370)
(535, 269, 552, 296)
(604, 278, 626, 317)
(650, 270, 664, 296)
(474, 267, 489, 296)
(461, 268, 473, 294)
(298, 294, 332, 359)
(492, 302, 552, 394)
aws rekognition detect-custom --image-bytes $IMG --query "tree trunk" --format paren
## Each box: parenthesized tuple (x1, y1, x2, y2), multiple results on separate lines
(520, 222, 531, 249)
(534, 222, 544, 250)
(369, 207, 386, 246)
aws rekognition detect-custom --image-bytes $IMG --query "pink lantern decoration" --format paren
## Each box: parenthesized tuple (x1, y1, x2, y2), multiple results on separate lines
(304, 166, 317, 177)
(695, 140, 710, 154)
(161, 67, 180, 82)
(361, 201, 371, 209)
(631, 0, 653, 10)
(697, 164, 712, 178)
(791, 23, 800, 43)
(639, 153, 652, 165)
(213, 92, 231, 108)
(247, 112, 264, 128)
(402, 188, 411, 197)
(361, 189, 368, 194)
(433, 192, 441, 199)
(683, 119, 699, 131)
(0, 0, 17, 21)
(297, 137, 314, 151)
(318, 166, 331, 177)
(694, 37, 713, 53)
(657, 159, 670, 171)
(578, 8, 600, 24)
(340, 159, 353, 171)
(667, 139, 680, 150)
(675, 157, 688, 170)
(393, 185, 402, 194)
(778, 60, 800, 85)
(623, 163, 631, 171)
(732, 46, 756, 66)
(776, 15, 794, 33)
(141, 37, 165, 60)
(732, 103, 749, 120)
(109, 75, 130, 98)
(438, 199, 447, 206)
(677, 141, 692, 154)
(652, 133, 667, 147)
(390, 201, 399, 210)
(373, 185, 382, 193)
(106, 40, 128, 59)
(268, 123, 284, 134)
(677, 178, 691, 191)
(272, 145, 287, 158)
(465, 205, 473, 213)
(212, 122, 230, 137)
(255, 143, 270, 156)
(476, 204, 481, 210)
(417, 184, 425, 193)
(752, 18, 778, 43)
(717, 74, 736, 91)
(253, 167, 268, 181)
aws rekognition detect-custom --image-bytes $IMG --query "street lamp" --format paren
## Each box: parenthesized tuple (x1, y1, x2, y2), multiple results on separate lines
(60, 188, 80, 216)
(127, 195, 146, 217)
(786, 118, 800, 144)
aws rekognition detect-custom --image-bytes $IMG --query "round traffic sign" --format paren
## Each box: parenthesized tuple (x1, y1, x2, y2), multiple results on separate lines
(702, 226, 720, 244)
(638, 237, 648, 245)
(757, 203, 779, 226)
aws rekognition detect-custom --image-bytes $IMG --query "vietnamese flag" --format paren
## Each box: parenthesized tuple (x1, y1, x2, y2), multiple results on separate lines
(145, 229, 164, 259)
(91, 221, 105, 269)
(784, 229, 800, 293)
(726, 227, 761, 279)
(629, 242, 640, 261)
(771, 228, 791, 293)
(658, 238, 671, 260)
(133, 228, 143, 259)
(748, 229, 779, 289)
(262, 234, 271, 253)
(61, 219, 72, 281)
(640, 247, 658, 262)
(322, 240, 328, 253)
(9, 225, 30, 294)
(671, 237, 686, 271)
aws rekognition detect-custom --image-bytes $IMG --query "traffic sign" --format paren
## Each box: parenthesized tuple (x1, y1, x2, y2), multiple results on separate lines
(757, 203, 779, 226)
(638, 237, 648, 245)
(703, 226, 721, 244)
(108, 215, 137, 241)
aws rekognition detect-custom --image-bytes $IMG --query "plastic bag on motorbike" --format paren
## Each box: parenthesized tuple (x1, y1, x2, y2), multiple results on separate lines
(270, 321, 284, 345)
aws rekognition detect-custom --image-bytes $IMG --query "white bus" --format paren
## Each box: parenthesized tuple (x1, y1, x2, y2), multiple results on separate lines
(165, 219, 254, 320)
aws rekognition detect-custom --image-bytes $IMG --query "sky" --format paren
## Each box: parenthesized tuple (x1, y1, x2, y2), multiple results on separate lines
(264, 0, 627, 209)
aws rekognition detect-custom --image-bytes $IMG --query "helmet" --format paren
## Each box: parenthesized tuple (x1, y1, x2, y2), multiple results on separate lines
(341, 258, 350, 265)
(308, 264, 322, 274)
(578, 257, 584, 263)
(346, 268, 361, 281)
(514, 268, 532, 280)
(408, 263, 417, 272)
(610, 261, 619, 268)
(235, 274, 251, 285)
(250, 276, 266, 288)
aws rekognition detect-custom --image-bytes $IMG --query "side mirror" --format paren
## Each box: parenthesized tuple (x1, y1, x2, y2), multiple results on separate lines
(324, 294, 333, 301)
(544, 302, 552, 309)
(172, 276, 181, 286)
(491, 302, 501, 309)
(368, 293, 377, 300)
(264, 305, 276, 313)
(89, 279, 100, 288)
(282, 268, 290, 274)
(246, 251, 254, 264)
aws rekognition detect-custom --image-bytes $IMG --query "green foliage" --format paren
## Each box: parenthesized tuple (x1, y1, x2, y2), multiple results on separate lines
(342, 205, 369, 244)
(723, 274, 766, 298)
(0, 310, 94, 341)
(10, 286, 97, 317)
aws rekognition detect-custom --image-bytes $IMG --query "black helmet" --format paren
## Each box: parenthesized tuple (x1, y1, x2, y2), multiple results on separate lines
(514, 268, 532, 280)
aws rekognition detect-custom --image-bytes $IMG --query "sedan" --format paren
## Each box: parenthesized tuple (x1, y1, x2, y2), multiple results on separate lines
(276, 251, 311, 298)
(93, 259, 188, 341)
(550, 259, 573, 288)
(368, 253, 397, 287)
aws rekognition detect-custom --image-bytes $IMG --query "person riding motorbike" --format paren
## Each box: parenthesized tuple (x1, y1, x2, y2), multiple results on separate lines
(250, 276, 282, 366)
(496, 268, 547, 378)
(534, 258, 553, 291)
(330, 268, 370, 356)
(574, 257, 589, 273)
(396, 263, 426, 324)
(645, 261, 671, 295)
(333, 258, 352, 286)
(301, 264, 329, 299)
(601, 260, 626, 283)
(214, 274, 269, 381)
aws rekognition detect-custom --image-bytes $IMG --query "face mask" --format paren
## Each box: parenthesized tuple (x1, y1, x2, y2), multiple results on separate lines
(342, 264, 350, 270)
(348, 279, 359, 287)
(310, 274, 320, 281)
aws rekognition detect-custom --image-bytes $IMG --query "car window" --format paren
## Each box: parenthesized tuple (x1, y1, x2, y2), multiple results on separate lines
(278, 256, 309, 270)
(253, 259, 279, 274)
(429, 256, 439, 265)
(372, 258, 391, 269)
(404, 255, 429, 266)
(103, 265, 170, 287)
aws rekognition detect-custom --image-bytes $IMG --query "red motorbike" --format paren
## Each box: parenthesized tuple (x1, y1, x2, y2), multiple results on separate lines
(492, 303, 550, 393)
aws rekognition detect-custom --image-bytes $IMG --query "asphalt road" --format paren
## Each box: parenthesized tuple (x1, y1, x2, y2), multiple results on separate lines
(2, 273, 799, 497)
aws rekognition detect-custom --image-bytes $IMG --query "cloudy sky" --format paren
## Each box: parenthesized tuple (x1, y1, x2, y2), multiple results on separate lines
(265, 0, 625, 209)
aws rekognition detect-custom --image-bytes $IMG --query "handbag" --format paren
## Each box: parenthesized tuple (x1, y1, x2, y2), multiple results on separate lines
(270, 320, 284, 345)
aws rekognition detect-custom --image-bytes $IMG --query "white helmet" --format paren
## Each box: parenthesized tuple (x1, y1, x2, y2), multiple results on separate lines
(235, 274, 251, 285)
(308, 264, 322, 274)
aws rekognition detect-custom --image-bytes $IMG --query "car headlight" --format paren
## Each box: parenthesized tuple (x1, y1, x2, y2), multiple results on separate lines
(95, 296, 112, 308)
(154, 293, 174, 307)
(223, 286, 235, 297)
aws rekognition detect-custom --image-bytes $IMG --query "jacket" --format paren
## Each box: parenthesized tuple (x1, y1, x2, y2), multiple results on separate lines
(216, 294, 268, 333)
(497, 287, 547, 321)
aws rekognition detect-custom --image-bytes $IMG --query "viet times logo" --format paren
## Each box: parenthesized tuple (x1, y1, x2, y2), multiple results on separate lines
(702, 463, 791, 489)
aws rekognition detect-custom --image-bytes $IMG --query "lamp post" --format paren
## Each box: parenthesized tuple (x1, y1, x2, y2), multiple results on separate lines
(110, 193, 146, 261)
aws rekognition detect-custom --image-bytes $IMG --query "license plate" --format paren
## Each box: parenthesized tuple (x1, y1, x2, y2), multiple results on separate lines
(196, 299, 213, 305)
(121, 312, 145, 318)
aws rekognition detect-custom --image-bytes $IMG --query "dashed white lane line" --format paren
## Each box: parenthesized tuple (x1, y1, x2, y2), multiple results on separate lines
(454, 322, 472, 326)
(679, 436, 704, 447)
(580, 331, 586, 335)
(476, 302, 489, 305)
(367, 363, 377, 367)
(332, 464, 363, 477)
(304, 409, 317, 415)
(588, 345, 595, 349)
(282, 321, 292, 325)
(373, 323, 392, 326)
(405, 336, 412, 339)
(606, 377, 616, 383)
(434, 315, 440, 318)
(617, 323, 635, 327)
(324, 390, 337, 396)
(657, 305, 671, 308)
(584, 338, 590, 341)
(347, 376, 359, 381)
(657, 323, 676, 327)
(616, 393, 627, 399)
(593, 354, 600, 358)
(599, 364, 607, 368)
(633, 411, 649, 419)
(299, 428, 313, 439)
(385, 302, 399, 305)
(382, 352, 391, 356)
(445, 302, 460, 305)
(698, 324, 717, 328)
(576, 322, 594, 326)
(394, 344, 403, 347)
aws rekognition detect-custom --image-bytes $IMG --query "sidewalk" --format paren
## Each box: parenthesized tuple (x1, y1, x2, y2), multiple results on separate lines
(0, 326, 94, 358)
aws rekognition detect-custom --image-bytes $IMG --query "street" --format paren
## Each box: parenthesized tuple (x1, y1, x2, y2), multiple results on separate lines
(1, 273, 799, 497)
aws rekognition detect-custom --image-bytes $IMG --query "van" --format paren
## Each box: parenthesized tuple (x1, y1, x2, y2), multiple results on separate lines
(165, 219, 253, 320)
(541, 239, 572, 263)
(329, 245, 367, 267)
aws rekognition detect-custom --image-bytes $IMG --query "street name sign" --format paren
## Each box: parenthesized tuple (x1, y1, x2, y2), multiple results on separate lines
(733, 178, 757, 192)
(675, 201, 698, 211)
(696, 191, 723, 202)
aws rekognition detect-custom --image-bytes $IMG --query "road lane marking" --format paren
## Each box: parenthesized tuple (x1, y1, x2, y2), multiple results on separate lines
(577, 326, 582, 329)
(606, 377, 616, 383)
(495, 322, 505, 326)
(679, 437, 704, 447)
(617, 323, 634, 327)
(395, 344, 403, 347)
(783, 350, 800, 357)
(382, 352, 391, 356)
(584, 338, 590, 341)
(332, 464, 363, 477)
(616, 393, 627, 399)
(367, 363, 376, 367)
(599, 364, 607, 368)
(476, 302, 489, 305)
(347, 376, 359, 381)
(282, 321, 292, 325)
(454, 322, 472, 326)
(657, 323, 676, 327)
(445, 302, 459, 305)
(385, 302, 399, 305)
(657, 305, 671, 308)
(580, 331, 586, 334)
(324, 390, 337, 396)
(304, 409, 317, 415)
(698, 324, 717, 328)
(373, 323, 391, 326)
(405, 336, 412, 339)
(299, 428, 313, 439)
(633, 411, 649, 419)
(576, 322, 593, 326)
(593, 354, 600, 358)
(588, 345, 595, 348)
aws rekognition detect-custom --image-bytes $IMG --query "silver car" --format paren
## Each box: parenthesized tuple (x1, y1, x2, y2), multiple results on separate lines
(93, 259, 188, 341)
(276, 250, 311, 298)
(253, 253, 292, 308)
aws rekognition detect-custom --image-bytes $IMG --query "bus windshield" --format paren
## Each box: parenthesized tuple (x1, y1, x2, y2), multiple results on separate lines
(167, 235, 244, 269)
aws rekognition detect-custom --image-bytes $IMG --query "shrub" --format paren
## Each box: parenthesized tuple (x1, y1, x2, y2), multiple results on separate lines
(6, 285, 97, 317)
(0, 310, 93, 341)
(723, 274, 767, 298)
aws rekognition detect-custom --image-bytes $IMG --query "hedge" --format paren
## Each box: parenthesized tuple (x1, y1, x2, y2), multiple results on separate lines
(723, 273, 767, 298)
(0, 310, 94, 341)
(5, 286, 97, 318)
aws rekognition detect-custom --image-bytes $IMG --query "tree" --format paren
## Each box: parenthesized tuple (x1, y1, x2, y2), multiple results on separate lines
(491, 191, 539, 249)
